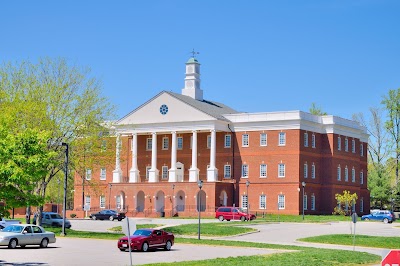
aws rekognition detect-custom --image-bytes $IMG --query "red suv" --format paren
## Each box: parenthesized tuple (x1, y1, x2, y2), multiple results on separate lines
(215, 207, 256, 222)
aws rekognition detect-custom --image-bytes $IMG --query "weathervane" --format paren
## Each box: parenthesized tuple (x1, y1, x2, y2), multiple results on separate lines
(190, 49, 199, 58)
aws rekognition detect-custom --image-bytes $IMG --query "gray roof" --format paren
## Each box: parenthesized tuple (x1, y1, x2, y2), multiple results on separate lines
(117, 91, 238, 123)
(167, 91, 238, 121)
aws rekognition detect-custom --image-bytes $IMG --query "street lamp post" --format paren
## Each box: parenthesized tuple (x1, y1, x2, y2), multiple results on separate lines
(172, 184, 175, 217)
(60, 142, 69, 236)
(302, 181, 306, 220)
(57, 178, 60, 214)
(246, 180, 250, 220)
(197, 180, 203, 240)
(108, 184, 112, 209)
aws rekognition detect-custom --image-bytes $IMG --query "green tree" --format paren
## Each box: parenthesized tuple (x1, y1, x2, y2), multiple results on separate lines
(0, 58, 115, 218)
(0, 124, 57, 218)
(309, 102, 327, 115)
(333, 190, 358, 216)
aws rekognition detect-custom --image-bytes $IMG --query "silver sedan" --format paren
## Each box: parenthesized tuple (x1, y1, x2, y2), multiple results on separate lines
(0, 224, 56, 249)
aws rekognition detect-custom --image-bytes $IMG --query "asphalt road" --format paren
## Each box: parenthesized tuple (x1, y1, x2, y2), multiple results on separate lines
(0, 218, 397, 265)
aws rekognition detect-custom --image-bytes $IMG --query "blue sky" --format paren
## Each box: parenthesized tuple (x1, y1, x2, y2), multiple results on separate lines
(1, 1, 399, 120)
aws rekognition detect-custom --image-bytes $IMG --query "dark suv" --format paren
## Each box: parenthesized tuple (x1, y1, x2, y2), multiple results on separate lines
(215, 207, 256, 222)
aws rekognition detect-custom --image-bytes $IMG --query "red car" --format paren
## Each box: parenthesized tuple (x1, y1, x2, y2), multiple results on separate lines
(215, 206, 256, 221)
(117, 229, 174, 252)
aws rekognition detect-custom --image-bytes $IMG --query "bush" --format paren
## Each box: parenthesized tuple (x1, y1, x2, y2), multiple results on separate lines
(70, 213, 77, 218)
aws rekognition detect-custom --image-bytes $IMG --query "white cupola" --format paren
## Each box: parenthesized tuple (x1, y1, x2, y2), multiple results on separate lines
(182, 57, 203, 101)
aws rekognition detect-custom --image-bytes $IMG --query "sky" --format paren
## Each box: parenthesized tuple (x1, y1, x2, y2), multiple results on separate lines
(1, 1, 400, 121)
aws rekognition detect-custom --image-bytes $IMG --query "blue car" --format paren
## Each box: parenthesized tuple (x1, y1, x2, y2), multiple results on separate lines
(361, 210, 395, 223)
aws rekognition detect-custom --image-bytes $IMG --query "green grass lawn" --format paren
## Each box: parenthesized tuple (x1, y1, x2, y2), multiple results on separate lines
(162, 223, 256, 236)
(299, 234, 400, 249)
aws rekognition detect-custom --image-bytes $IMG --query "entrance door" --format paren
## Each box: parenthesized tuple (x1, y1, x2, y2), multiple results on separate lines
(176, 162, 184, 182)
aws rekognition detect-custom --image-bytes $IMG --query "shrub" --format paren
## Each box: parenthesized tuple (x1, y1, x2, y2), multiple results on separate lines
(70, 213, 77, 218)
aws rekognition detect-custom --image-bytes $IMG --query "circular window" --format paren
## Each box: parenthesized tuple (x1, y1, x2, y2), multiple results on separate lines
(160, 104, 168, 115)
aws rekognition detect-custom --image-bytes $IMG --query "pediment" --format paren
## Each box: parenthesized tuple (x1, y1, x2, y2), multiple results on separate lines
(117, 92, 216, 125)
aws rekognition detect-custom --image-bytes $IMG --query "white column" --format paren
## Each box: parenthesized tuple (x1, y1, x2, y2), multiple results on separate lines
(207, 129, 218, 181)
(148, 132, 159, 182)
(189, 130, 199, 182)
(169, 131, 177, 182)
(112, 134, 122, 183)
(129, 133, 140, 183)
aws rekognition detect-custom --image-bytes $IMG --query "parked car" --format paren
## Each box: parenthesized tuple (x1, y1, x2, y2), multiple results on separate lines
(90, 209, 126, 221)
(0, 224, 56, 249)
(215, 206, 256, 222)
(41, 212, 71, 228)
(361, 210, 395, 223)
(117, 229, 174, 252)
(0, 217, 21, 229)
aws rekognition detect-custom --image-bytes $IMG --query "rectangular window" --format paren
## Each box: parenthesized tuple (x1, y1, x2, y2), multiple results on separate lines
(352, 139, 355, 153)
(162, 166, 168, 179)
(146, 166, 151, 180)
(242, 164, 249, 178)
(344, 167, 348, 182)
(303, 195, 308, 210)
(224, 165, 231, 179)
(278, 132, 286, 146)
(242, 134, 249, 147)
(345, 138, 348, 152)
(100, 196, 106, 208)
(360, 143, 364, 156)
(85, 169, 92, 180)
(360, 171, 364, 184)
(100, 168, 106, 180)
(338, 136, 341, 151)
(311, 164, 316, 179)
(311, 195, 315, 210)
(304, 163, 308, 178)
(177, 137, 183, 150)
(278, 163, 285, 177)
(352, 168, 355, 182)
(260, 133, 267, 146)
(304, 132, 308, 147)
(311, 134, 316, 148)
(278, 194, 285, 209)
(259, 195, 266, 209)
(241, 195, 248, 209)
(224, 135, 231, 148)
(162, 137, 169, 150)
(360, 197, 364, 212)
(260, 164, 267, 178)
(85, 195, 91, 207)
(146, 138, 152, 150)
(207, 135, 211, 149)
(116, 195, 121, 209)
(337, 166, 341, 181)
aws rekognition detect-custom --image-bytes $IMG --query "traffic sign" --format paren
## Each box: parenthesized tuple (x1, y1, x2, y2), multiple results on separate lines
(382, 249, 400, 266)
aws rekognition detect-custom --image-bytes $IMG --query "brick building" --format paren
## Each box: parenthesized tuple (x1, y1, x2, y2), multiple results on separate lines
(72, 57, 369, 218)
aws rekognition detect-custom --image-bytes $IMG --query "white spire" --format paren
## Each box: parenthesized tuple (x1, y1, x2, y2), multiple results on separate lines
(182, 56, 203, 101)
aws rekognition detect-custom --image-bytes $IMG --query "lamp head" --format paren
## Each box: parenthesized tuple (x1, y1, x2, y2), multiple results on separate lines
(197, 180, 203, 189)
(302, 181, 306, 187)
(246, 180, 250, 187)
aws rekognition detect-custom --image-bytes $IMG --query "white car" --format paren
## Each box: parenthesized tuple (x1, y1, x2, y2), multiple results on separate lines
(0, 224, 56, 249)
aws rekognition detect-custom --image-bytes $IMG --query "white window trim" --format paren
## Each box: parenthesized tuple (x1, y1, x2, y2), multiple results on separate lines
(241, 195, 248, 209)
(352, 168, 355, 182)
(311, 195, 315, 210)
(242, 134, 249, 147)
(345, 138, 348, 152)
(337, 165, 341, 181)
(85, 169, 92, 180)
(311, 164, 316, 179)
(224, 165, 231, 179)
(344, 166, 348, 182)
(162, 137, 169, 150)
(146, 138, 152, 151)
(260, 164, 267, 178)
(224, 135, 231, 148)
(100, 168, 106, 180)
(278, 132, 286, 146)
(259, 195, 266, 209)
(260, 133, 267, 146)
(338, 136, 341, 151)
(177, 137, 183, 150)
(278, 163, 285, 178)
(100, 195, 106, 208)
(360, 171, 364, 184)
(311, 134, 316, 148)
(162, 166, 168, 179)
(351, 139, 355, 153)
(242, 164, 249, 178)
(304, 132, 308, 147)
(278, 195, 285, 210)
(146, 166, 151, 180)
(303, 194, 308, 210)
(304, 163, 308, 178)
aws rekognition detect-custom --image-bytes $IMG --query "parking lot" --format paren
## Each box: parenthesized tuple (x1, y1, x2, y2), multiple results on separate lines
(0, 218, 398, 265)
